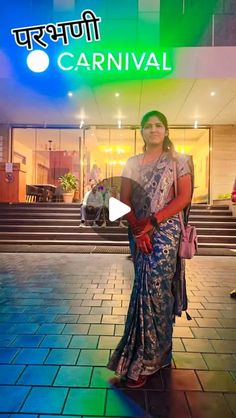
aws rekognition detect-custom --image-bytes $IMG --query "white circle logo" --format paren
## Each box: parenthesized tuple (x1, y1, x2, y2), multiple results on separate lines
(27, 50, 49, 73)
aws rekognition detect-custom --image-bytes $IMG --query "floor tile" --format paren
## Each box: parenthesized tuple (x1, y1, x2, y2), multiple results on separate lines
(102, 315, 125, 324)
(182, 338, 215, 353)
(231, 370, 236, 381)
(0, 365, 25, 384)
(10, 335, 44, 348)
(173, 352, 208, 369)
(7, 324, 40, 335)
(162, 369, 202, 391)
(198, 309, 224, 318)
(112, 307, 128, 315)
(218, 319, 236, 328)
(36, 324, 65, 334)
(78, 314, 102, 323)
(0, 348, 19, 364)
(203, 353, 236, 371)
(55, 314, 79, 323)
(224, 393, 236, 417)
(11, 414, 38, 418)
(0, 386, 30, 413)
(90, 367, 115, 388)
(13, 348, 49, 364)
(45, 306, 70, 314)
(17, 365, 58, 385)
(195, 318, 222, 328)
(40, 335, 71, 348)
(102, 300, 121, 307)
(196, 370, 236, 392)
(191, 327, 220, 339)
(45, 349, 79, 365)
(54, 365, 92, 387)
(186, 392, 234, 418)
(106, 389, 146, 417)
(0, 336, 16, 347)
(210, 340, 236, 354)
(40, 416, 81, 418)
(98, 336, 120, 349)
(147, 391, 191, 418)
(1, 253, 236, 417)
(173, 338, 186, 351)
(173, 327, 194, 338)
(69, 335, 98, 349)
(77, 349, 110, 366)
(21, 387, 68, 413)
(62, 324, 89, 335)
(63, 388, 106, 415)
(215, 329, 236, 340)
(114, 325, 125, 336)
(175, 317, 198, 327)
(81, 300, 101, 307)
(90, 307, 112, 315)
(89, 324, 115, 335)
(69, 306, 91, 314)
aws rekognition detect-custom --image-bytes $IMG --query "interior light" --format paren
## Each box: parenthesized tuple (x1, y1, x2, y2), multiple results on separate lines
(210, 91, 216, 96)
(118, 120, 121, 128)
(68, 91, 73, 97)
(115, 92, 120, 97)
(27, 50, 49, 73)
(181, 148, 185, 154)
(194, 120, 198, 128)
(79, 120, 84, 128)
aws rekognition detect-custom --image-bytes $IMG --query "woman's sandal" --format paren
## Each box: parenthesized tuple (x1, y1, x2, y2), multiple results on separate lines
(125, 375, 147, 388)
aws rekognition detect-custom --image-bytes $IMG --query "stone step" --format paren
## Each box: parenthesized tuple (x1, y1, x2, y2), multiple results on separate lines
(1, 225, 236, 236)
(1, 219, 236, 228)
(1, 231, 236, 243)
(0, 203, 230, 210)
(0, 212, 235, 221)
(0, 239, 236, 249)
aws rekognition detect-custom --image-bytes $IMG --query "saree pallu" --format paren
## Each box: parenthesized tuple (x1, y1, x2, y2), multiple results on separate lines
(107, 216, 181, 380)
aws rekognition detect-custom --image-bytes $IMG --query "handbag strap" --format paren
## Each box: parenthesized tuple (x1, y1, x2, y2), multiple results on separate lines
(173, 160, 186, 236)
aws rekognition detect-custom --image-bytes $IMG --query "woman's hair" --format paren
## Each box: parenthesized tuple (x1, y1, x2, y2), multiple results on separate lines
(141, 110, 174, 152)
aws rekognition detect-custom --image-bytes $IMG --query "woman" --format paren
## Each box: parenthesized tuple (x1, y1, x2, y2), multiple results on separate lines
(107, 110, 194, 388)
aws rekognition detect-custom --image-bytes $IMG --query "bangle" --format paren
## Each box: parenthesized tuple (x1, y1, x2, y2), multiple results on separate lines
(150, 213, 159, 229)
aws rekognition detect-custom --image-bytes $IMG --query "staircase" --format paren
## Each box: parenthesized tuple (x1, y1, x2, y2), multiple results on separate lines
(0, 203, 236, 251)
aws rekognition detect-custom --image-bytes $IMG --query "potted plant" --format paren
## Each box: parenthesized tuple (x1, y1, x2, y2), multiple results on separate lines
(58, 172, 78, 203)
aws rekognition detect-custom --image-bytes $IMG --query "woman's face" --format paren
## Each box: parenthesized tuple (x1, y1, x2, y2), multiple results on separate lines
(141, 115, 167, 149)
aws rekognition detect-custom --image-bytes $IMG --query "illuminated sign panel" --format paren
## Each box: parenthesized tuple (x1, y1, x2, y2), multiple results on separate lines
(10, 8, 174, 78)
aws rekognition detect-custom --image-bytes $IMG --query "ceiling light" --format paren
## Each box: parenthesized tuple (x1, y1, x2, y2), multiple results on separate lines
(210, 91, 216, 96)
(194, 120, 198, 129)
(115, 92, 120, 97)
(118, 120, 121, 129)
(68, 91, 73, 97)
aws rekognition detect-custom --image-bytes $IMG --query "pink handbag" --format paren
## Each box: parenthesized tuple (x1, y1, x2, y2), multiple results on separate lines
(173, 161, 198, 259)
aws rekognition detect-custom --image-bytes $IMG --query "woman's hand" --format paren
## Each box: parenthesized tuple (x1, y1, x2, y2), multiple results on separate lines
(133, 219, 153, 236)
(135, 233, 153, 254)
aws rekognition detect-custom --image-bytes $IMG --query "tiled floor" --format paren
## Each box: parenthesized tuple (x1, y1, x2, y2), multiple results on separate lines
(0, 253, 236, 418)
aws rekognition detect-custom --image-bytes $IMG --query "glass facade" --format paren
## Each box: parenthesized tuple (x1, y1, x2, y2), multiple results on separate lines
(12, 125, 210, 203)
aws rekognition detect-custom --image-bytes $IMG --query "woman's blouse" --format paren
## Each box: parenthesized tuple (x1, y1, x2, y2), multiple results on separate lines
(122, 151, 192, 219)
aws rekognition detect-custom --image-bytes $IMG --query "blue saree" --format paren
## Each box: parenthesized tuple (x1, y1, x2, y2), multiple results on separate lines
(107, 151, 193, 380)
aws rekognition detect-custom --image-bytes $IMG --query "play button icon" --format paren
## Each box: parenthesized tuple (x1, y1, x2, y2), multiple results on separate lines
(109, 197, 131, 222)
